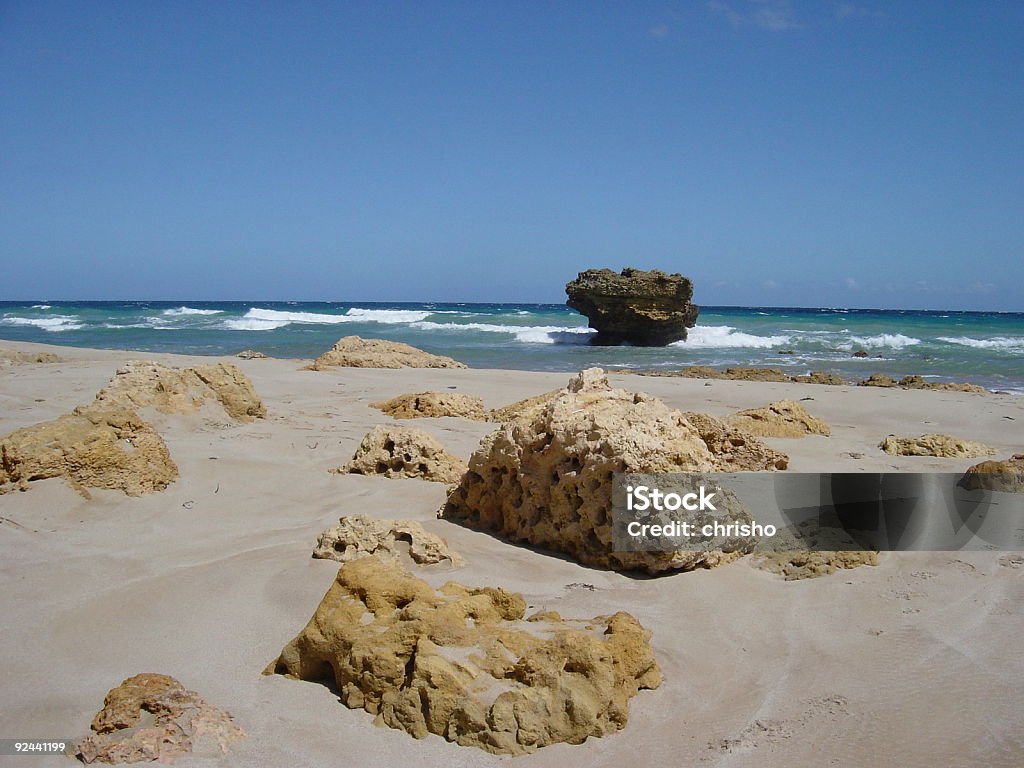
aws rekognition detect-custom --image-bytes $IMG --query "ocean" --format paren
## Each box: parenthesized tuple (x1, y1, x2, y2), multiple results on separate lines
(1, 301, 1022, 393)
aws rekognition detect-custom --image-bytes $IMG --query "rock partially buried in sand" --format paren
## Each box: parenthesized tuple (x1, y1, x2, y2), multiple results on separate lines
(791, 371, 847, 385)
(441, 369, 760, 574)
(371, 391, 487, 420)
(265, 556, 661, 755)
(335, 424, 467, 483)
(724, 400, 831, 438)
(958, 454, 1024, 492)
(487, 389, 561, 424)
(565, 267, 699, 346)
(0, 348, 63, 364)
(858, 373, 898, 388)
(73, 673, 244, 764)
(896, 375, 987, 393)
(309, 336, 466, 370)
(682, 412, 790, 471)
(0, 405, 178, 496)
(880, 434, 996, 459)
(93, 361, 266, 421)
(235, 349, 267, 359)
(313, 514, 463, 566)
(631, 365, 791, 382)
(753, 551, 879, 580)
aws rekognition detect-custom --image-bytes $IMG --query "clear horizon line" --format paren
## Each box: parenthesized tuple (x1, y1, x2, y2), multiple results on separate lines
(0, 298, 1021, 314)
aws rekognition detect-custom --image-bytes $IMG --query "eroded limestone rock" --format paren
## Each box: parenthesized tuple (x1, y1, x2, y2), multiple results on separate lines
(880, 434, 996, 458)
(631, 366, 790, 382)
(897, 375, 987, 393)
(371, 392, 487, 420)
(335, 425, 466, 483)
(487, 390, 561, 424)
(265, 556, 661, 755)
(440, 369, 759, 573)
(0, 348, 62, 364)
(752, 551, 880, 580)
(93, 361, 266, 421)
(724, 400, 831, 438)
(565, 267, 698, 346)
(859, 373, 898, 388)
(791, 371, 846, 385)
(73, 673, 244, 764)
(309, 336, 466, 370)
(313, 514, 463, 566)
(0, 406, 178, 496)
(959, 454, 1024, 492)
(682, 412, 790, 471)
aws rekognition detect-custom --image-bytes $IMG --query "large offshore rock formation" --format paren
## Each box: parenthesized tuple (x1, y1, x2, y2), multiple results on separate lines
(440, 369, 761, 574)
(0, 405, 178, 496)
(565, 267, 699, 345)
(265, 556, 661, 755)
(73, 673, 245, 764)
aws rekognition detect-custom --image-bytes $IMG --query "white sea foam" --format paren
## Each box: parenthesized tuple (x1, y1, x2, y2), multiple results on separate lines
(343, 308, 433, 323)
(513, 327, 594, 344)
(671, 325, 791, 349)
(411, 320, 594, 344)
(223, 307, 432, 330)
(416, 321, 790, 347)
(222, 317, 292, 331)
(938, 336, 1024, 351)
(1, 315, 83, 331)
(781, 329, 849, 335)
(845, 333, 921, 350)
(162, 306, 223, 316)
(31, 304, 52, 309)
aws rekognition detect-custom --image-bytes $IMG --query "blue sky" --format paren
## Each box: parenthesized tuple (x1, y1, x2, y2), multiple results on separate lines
(2, 1, 1021, 309)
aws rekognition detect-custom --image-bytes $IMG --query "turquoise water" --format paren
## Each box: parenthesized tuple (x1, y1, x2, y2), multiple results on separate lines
(1, 301, 1022, 392)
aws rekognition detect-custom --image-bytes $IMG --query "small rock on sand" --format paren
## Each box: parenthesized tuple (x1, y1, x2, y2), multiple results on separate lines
(308, 335, 466, 370)
(334, 424, 466, 483)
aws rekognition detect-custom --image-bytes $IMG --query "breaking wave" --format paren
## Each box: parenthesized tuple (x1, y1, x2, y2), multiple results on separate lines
(938, 336, 1024, 352)
(222, 307, 432, 330)
(1, 315, 83, 332)
(411, 320, 594, 344)
(672, 325, 791, 349)
(844, 333, 921, 350)
(162, 306, 224, 316)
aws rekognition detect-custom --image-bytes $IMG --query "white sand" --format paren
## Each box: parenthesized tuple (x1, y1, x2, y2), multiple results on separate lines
(1, 340, 1022, 767)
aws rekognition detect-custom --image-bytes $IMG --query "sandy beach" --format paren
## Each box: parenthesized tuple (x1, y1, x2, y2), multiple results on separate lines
(1, 339, 1022, 767)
